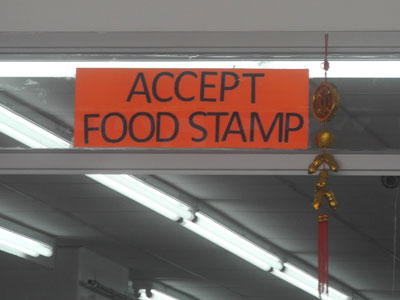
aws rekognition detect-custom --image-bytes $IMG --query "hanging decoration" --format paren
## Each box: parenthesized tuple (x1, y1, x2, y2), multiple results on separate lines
(318, 214, 329, 295)
(308, 33, 340, 297)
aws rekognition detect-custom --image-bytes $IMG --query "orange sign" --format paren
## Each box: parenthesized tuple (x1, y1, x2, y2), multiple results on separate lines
(74, 68, 309, 149)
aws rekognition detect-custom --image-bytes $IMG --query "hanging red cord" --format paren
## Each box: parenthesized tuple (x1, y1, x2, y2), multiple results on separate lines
(318, 214, 329, 295)
(324, 34, 330, 80)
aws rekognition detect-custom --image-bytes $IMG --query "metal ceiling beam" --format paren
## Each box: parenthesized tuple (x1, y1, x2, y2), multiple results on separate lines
(2, 31, 400, 55)
(0, 149, 398, 175)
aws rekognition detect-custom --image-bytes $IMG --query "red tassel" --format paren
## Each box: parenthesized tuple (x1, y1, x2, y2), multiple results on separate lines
(318, 214, 329, 296)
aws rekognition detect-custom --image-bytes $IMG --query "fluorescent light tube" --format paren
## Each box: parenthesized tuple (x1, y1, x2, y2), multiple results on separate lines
(271, 263, 352, 300)
(284, 263, 351, 300)
(0, 61, 263, 78)
(0, 243, 29, 258)
(260, 60, 400, 78)
(182, 212, 283, 271)
(272, 268, 320, 298)
(139, 289, 179, 300)
(0, 238, 39, 257)
(329, 287, 352, 300)
(284, 263, 320, 289)
(0, 226, 53, 257)
(0, 105, 70, 148)
(0, 104, 193, 222)
(86, 174, 194, 222)
(0, 60, 399, 78)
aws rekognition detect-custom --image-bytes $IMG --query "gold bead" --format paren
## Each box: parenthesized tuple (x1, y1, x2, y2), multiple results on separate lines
(315, 130, 335, 148)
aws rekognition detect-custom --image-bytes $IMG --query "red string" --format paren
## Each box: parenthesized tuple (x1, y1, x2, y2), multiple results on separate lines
(318, 214, 329, 296)
(323, 34, 330, 81)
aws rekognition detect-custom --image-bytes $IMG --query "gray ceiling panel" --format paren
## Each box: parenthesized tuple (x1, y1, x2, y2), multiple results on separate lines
(0, 173, 394, 299)
(0, 74, 399, 299)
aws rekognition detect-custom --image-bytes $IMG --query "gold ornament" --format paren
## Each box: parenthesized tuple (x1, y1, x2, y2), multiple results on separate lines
(316, 169, 329, 188)
(325, 190, 337, 210)
(313, 188, 326, 210)
(309, 39, 340, 211)
(315, 130, 334, 148)
(311, 82, 340, 122)
(312, 170, 337, 211)
(308, 154, 339, 174)
(323, 154, 339, 172)
(308, 154, 324, 174)
(309, 80, 339, 210)
(318, 214, 328, 222)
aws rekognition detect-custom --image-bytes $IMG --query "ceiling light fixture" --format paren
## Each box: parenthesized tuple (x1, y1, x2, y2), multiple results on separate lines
(258, 60, 400, 78)
(139, 289, 179, 300)
(0, 60, 399, 78)
(270, 263, 351, 300)
(0, 104, 70, 148)
(0, 103, 193, 222)
(0, 226, 53, 258)
(0, 242, 30, 258)
(82, 279, 136, 300)
(284, 263, 350, 300)
(86, 174, 194, 222)
(182, 212, 283, 271)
